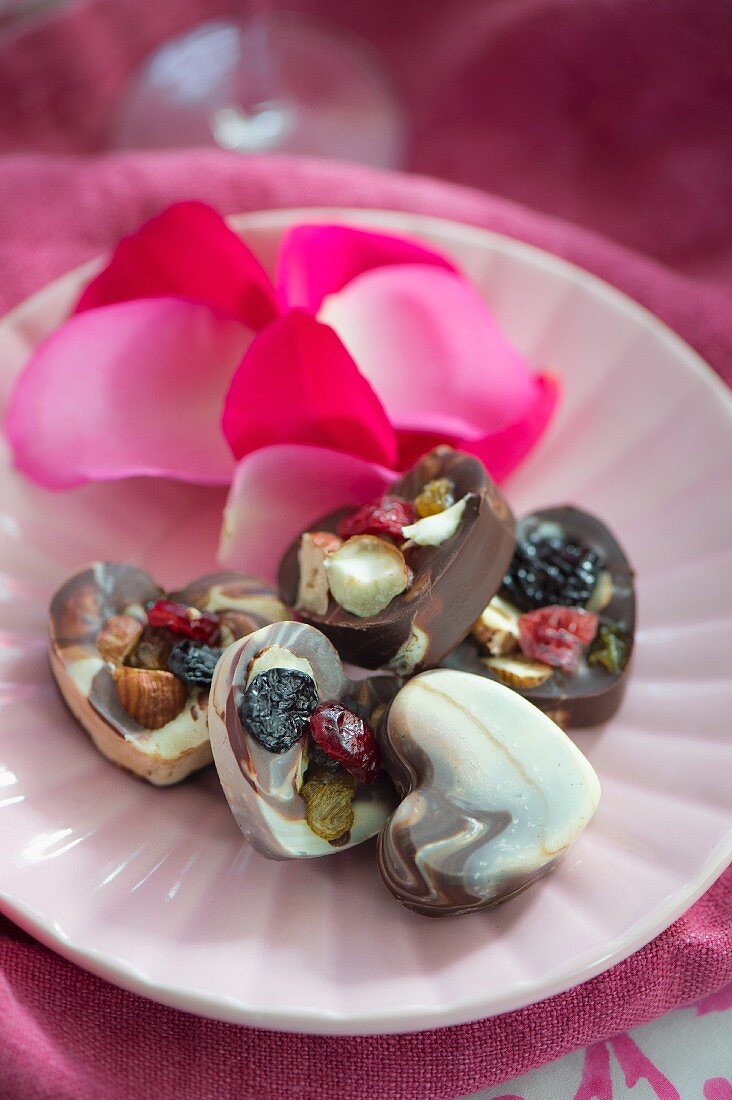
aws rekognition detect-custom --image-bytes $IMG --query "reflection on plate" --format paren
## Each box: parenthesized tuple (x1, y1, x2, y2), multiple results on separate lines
(0, 209, 730, 1034)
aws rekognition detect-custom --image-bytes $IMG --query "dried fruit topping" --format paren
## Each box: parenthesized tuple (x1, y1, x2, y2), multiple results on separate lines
(113, 666, 187, 729)
(337, 496, 416, 542)
(415, 478, 455, 518)
(300, 765, 356, 842)
(503, 535, 602, 612)
(518, 606, 598, 672)
(167, 641, 223, 686)
(146, 599, 220, 644)
(96, 614, 143, 665)
(309, 700, 382, 784)
(588, 623, 631, 674)
(238, 668, 319, 754)
(126, 625, 174, 671)
(308, 741, 343, 771)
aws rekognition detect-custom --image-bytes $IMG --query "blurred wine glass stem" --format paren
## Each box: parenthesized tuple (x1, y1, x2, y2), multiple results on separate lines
(211, 0, 295, 152)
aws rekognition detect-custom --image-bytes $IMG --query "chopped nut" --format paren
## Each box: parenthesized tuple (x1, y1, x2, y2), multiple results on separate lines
(324, 535, 412, 618)
(96, 615, 143, 665)
(113, 666, 187, 729)
(217, 609, 258, 647)
(483, 654, 553, 689)
(402, 494, 470, 547)
(587, 570, 613, 612)
(471, 596, 521, 656)
(415, 478, 455, 518)
(300, 765, 356, 842)
(296, 531, 342, 617)
(126, 625, 174, 671)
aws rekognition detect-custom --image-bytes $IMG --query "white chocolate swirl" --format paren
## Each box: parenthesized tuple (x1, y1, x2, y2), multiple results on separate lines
(208, 622, 398, 859)
(377, 669, 600, 915)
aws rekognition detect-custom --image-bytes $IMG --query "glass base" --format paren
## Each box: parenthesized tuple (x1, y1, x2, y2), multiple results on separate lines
(112, 15, 406, 169)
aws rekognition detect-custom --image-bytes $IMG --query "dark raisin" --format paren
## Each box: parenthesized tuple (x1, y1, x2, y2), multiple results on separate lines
(308, 741, 342, 771)
(167, 640, 223, 686)
(502, 535, 602, 611)
(239, 668, 319, 754)
(588, 623, 631, 674)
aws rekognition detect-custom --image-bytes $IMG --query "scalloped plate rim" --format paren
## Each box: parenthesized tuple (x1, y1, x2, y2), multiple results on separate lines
(0, 207, 730, 1035)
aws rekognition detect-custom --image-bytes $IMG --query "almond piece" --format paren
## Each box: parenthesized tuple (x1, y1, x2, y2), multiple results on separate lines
(483, 654, 553, 689)
(324, 535, 412, 618)
(401, 494, 470, 547)
(471, 596, 521, 657)
(296, 531, 343, 617)
(96, 615, 143, 665)
(587, 570, 613, 612)
(113, 667, 187, 730)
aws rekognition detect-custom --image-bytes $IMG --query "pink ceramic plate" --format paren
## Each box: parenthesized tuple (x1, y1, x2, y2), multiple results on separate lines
(0, 210, 730, 1035)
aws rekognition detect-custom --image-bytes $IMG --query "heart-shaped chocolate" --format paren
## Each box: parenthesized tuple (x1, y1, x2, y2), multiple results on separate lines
(48, 563, 291, 786)
(376, 669, 601, 916)
(208, 620, 399, 858)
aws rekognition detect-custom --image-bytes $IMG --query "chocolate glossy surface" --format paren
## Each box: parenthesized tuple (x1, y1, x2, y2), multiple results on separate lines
(278, 447, 515, 671)
(444, 506, 635, 727)
(376, 669, 601, 916)
(48, 563, 291, 785)
(208, 621, 399, 859)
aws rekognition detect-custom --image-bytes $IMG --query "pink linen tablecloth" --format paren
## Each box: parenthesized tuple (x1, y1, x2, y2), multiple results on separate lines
(0, 150, 730, 1100)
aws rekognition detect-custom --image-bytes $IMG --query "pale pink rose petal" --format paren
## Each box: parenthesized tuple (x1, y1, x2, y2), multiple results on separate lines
(218, 444, 396, 581)
(396, 373, 559, 482)
(5, 299, 252, 489)
(76, 202, 279, 330)
(318, 264, 548, 440)
(277, 224, 457, 313)
(222, 310, 398, 467)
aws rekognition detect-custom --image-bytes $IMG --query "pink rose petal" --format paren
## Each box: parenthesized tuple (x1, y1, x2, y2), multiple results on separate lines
(218, 444, 396, 581)
(76, 202, 278, 330)
(396, 373, 560, 482)
(318, 264, 545, 441)
(222, 310, 398, 467)
(277, 224, 457, 313)
(5, 299, 252, 488)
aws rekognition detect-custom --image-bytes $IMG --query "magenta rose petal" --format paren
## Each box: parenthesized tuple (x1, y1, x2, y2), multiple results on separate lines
(318, 263, 550, 441)
(222, 310, 398, 467)
(396, 373, 560, 481)
(277, 224, 458, 313)
(5, 298, 252, 489)
(218, 444, 396, 581)
(466, 372, 560, 481)
(75, 202, 279, 330)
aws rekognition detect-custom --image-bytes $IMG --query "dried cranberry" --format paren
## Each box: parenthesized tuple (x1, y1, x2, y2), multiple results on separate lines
(337, 496, 416, 542)
(309, 701, 381, 784)
(146, 599, 220, 644)
(518, 606, 598, 672)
